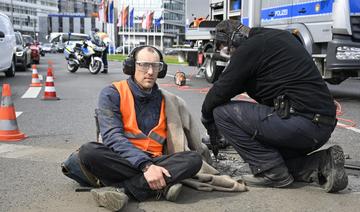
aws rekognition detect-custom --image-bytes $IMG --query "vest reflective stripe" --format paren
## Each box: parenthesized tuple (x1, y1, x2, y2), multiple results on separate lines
(124, 132, 147, 139)
(113, 80, 167, 157)
(149, 131, 166, 145)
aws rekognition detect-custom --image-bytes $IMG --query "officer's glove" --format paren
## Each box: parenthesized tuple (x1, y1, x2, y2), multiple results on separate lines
(201, 116, 219, 159)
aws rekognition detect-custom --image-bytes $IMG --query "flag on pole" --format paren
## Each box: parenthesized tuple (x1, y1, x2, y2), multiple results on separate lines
(122, 6, 129, 28)
(104, 0, 109, 23)
(129, 8, 134, 28)
(155, 16, 162, 27)
(141, 13, 147, 30)
(98, 0, 105, 23)
(108, 0, 114, 24)
(146, 11, 154, 30)
(117, 9, 122, 27)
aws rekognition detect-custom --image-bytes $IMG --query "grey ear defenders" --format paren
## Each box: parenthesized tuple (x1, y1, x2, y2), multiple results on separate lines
(215, 21, 249, 49)
(230, 24, 250, 48)
(122, 45, 168, 78)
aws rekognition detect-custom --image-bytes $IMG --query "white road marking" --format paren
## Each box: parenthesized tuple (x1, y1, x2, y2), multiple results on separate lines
(337, 122, 360, 134)
(15, 112, 22, 118)
(0, 143, 71, 163)
(21, 87, 42, 98)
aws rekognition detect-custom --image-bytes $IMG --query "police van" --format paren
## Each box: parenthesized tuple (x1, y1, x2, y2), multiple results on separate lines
(242, 0, 360, 84)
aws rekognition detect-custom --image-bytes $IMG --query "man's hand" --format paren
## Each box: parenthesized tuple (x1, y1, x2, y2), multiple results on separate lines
(143, 164, 171, 190)
(201, 116, 220, 159)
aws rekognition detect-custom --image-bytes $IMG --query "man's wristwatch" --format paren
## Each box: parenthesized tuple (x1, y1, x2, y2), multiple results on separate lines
(141, 162, 153, 173)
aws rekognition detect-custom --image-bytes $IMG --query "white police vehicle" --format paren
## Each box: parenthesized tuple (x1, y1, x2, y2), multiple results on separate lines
(242, 0, 360, 84)
(0, 12, 16, 77)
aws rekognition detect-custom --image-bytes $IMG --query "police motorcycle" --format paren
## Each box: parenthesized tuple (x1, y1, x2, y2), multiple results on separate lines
(64, 34, 106, 74)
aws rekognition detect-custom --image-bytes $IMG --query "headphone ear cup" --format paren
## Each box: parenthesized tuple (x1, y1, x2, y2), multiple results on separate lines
(122, 57, 135, 75)
(231, 32, 247, 48)
(157, 62, 167, 78)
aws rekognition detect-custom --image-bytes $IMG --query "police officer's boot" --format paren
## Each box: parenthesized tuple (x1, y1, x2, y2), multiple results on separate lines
(286, 145, 348, 193)
(101, 66, 108, 74)
(242, 164, 294, 188)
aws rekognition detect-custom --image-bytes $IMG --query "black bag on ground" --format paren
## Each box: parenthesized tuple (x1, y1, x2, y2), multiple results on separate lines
(61, 150, 101, 187)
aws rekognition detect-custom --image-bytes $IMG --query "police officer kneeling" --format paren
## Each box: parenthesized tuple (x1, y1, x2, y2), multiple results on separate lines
(201, 20, 348, 192)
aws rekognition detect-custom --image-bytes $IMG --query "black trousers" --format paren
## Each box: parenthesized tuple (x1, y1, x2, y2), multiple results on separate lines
(102, 46, 108, 69)
(213, 101, 336, 177)
(78, 142, 202, 201)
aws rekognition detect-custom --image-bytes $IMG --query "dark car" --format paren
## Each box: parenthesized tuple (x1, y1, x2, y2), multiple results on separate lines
(14, 32, 31, 71)
(23, 35, 40, 64)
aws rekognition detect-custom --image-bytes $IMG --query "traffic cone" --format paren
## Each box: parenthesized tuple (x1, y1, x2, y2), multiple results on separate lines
(0, 84, 26, 142)
(43, 67, 60, 100)
(30, 64, 42, 87)
(48, 60, 55, 79)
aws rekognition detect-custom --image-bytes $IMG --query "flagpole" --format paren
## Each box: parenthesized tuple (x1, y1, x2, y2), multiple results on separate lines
(128, 4, 130, 52)
(146, 11, 149, 46)
(153, 14, 155, 46)
(131, 0, 133, 51)
(133, 3, 135, 49)
(122, 2, 125, 55)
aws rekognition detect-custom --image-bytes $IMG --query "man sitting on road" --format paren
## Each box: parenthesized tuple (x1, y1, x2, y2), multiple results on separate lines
(63, 46, 210, 211)
(201, 20, 348, 192)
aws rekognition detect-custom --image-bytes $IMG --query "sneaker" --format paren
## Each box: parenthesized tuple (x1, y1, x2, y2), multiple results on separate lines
(91, 187, 128, 211)
(320, 145, 348, 193)
(242, 164, 294, 188)
(163, 183, 183, 202)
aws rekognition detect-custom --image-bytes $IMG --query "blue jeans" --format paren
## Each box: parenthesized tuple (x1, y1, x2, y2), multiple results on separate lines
(213, 101, 335, 175)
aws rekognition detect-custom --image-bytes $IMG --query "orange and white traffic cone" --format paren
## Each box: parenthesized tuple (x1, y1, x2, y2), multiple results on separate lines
(48, 60, 55, 79)
(0, 84, 26, 142)
(30, 64, 42, 87)
(43, 67, 60, 100)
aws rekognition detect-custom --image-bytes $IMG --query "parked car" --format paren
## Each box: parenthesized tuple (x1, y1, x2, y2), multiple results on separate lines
(23, 35, 40, 64)
(14, 32, 31, 71)
(115, 46, 123, 54)
(164, 48, 178, 55)
(115, 46, 130, 54)
(0, 12, 16, 77)
(37, 42, 45, 56)
(42, 43, 56, 53)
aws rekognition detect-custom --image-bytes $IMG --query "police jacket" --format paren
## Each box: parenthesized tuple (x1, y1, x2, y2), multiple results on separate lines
(98, 77, 163, 170)
(202, 27, 336, 121)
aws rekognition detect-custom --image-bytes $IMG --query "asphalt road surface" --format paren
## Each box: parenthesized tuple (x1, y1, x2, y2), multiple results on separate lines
(1, 53, 360, 212)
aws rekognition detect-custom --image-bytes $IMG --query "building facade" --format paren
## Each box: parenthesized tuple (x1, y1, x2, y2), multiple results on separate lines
(0, 0, 58, 39)
(100, 0, 186, 51)
(210, 0, 241, 21)
(38, 0, 99, 42)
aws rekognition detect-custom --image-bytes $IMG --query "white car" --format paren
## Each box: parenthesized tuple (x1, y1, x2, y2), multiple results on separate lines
(42, 43, 56, 53)
(0, 12, 16, 77)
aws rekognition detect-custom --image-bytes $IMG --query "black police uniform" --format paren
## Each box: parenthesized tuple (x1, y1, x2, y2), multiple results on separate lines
(201, 27, 337, 176)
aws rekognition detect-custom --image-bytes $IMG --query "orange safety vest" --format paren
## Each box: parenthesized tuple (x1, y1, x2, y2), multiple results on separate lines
(112, 80, 167, 157)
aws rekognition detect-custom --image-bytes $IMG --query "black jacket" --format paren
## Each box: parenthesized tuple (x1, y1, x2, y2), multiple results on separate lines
(202, 27, 336, 120)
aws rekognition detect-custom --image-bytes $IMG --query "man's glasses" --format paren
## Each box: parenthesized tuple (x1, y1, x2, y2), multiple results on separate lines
(136, 61, 163, 72)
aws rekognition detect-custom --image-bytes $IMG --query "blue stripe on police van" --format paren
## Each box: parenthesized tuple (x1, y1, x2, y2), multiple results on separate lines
(350, 0, 360, 15)
(261, 0, 334, 22)
(242, 17, 249, 26)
